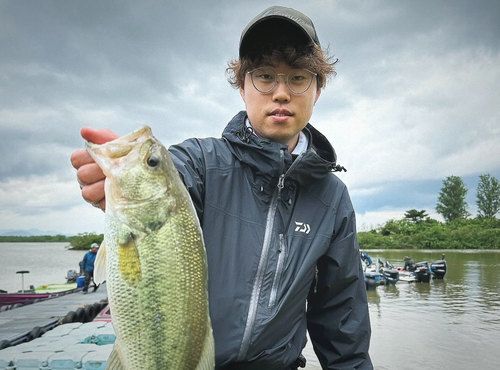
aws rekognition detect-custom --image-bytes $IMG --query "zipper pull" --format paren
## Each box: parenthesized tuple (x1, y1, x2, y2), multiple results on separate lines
(277, 174, 285, 198)
(276, 149, 286, 199)
(278, 233, 284, 252)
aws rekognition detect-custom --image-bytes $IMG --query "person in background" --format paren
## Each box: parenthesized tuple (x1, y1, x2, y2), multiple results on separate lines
(404, 256, 415, 271)
(81, 243, 99, 294)
(71, 6, 372, 369)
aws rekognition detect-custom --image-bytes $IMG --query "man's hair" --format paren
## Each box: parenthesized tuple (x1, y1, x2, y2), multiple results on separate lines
(226, 43, 338, 90)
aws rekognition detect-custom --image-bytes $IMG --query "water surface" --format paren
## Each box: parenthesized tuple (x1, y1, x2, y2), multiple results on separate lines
(364, 250, 500, 370)
(0, 242, 87, 293)
(1, 245, 498, 369)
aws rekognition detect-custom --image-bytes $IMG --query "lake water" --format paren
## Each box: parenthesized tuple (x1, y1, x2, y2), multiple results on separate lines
(0, 242, 87, 293)
(1, 244, 499, 369)
(363, 249, 500, 370)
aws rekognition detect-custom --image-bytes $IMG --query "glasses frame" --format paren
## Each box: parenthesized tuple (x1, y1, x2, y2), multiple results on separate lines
(247, 67, 318, 94)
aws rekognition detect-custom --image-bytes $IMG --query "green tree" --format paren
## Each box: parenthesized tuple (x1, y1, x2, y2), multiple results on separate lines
(404, 209, 428, 223)
(436, 175, 470, 222)
(476, 174, 500, 219)
(69, 233, 104, 250)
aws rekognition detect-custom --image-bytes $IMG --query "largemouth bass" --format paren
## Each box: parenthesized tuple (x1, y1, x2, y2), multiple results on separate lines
(87, 126, 214, 370)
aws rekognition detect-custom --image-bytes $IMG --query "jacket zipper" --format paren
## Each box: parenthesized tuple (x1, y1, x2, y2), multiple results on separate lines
(268, 233, 287, 308)
(237, 149, 285, 361)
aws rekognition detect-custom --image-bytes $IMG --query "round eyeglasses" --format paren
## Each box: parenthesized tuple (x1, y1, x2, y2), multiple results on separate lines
(247, 67, 317, 94)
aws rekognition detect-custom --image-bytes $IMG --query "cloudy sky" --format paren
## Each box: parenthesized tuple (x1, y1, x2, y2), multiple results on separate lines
(1, 0, 499, 235)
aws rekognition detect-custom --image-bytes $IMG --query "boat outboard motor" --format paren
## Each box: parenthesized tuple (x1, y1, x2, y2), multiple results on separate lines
(381, 268, 399, 284)
(430, 254, 447, 279)
(413, 261, 431, 283)
(66, 269, 79, 283)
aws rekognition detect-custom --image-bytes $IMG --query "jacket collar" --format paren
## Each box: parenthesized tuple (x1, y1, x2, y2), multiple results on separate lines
(222, 111, 339, 187)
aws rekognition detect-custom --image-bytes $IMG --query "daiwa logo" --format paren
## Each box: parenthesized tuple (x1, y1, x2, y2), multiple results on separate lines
(294, 221, 311, 234)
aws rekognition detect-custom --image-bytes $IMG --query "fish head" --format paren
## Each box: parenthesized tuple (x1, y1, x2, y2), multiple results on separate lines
(86, 126, 182, 232)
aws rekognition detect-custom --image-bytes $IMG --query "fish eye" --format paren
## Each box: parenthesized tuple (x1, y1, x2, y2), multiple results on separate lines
(146, 155, 160, 168)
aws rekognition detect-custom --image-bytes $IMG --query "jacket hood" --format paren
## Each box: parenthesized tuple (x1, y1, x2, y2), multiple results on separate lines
(222, 111, 340, 187)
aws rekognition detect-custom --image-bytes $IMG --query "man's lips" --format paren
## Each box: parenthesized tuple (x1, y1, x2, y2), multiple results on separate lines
(269, 108, 293, 117)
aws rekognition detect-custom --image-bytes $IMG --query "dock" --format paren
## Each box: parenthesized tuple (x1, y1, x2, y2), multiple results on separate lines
(0, 283, 323, 369)
(0, 284, 108, 346)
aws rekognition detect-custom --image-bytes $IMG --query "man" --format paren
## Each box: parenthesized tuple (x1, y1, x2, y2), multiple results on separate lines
(81, 242, 99, 294)
(71, 6, 372, 369)
(404, 256, 415, 271)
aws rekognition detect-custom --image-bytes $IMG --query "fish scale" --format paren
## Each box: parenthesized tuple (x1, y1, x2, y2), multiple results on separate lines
(87, 126, 214, 370)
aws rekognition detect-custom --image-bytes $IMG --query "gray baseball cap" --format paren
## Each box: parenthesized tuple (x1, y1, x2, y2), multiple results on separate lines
(239, 6, 320, 58)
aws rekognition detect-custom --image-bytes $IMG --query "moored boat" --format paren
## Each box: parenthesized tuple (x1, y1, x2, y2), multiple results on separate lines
(393, 260, 431, 283)
(361, 252, 382, 289)
(0, 280, 79, 309)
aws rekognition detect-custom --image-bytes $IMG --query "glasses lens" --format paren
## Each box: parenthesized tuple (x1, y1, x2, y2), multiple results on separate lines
(251, 68, 276, 93)
(288, 69, 314, 94)
(250, 68, 315, 94)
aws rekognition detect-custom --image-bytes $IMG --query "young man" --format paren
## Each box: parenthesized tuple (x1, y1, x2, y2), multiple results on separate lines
(72, 6, 372, 369)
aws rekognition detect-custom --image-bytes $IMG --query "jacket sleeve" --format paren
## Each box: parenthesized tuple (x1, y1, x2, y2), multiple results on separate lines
(307, 186, 372, 369)
(168, 139, 206, 223)
(81, 253, 87, 270)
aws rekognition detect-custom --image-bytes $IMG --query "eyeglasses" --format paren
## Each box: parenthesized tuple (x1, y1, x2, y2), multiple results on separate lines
(247, 67, 317, 94)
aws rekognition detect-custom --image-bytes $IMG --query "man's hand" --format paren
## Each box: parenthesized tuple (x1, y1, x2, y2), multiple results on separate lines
(70, 127, 119, 211)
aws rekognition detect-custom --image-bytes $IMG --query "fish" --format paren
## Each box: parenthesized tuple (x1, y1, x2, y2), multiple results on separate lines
(86, 126, 214, 370)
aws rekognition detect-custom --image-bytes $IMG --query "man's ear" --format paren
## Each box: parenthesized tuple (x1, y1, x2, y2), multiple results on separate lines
(239, 86, 246, 103)
(314, 88, 322, 105)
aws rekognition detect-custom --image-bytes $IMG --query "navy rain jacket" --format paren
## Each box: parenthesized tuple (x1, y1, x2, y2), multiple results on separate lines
(81, 250, 97, 272)
(169, 111, 372, 370)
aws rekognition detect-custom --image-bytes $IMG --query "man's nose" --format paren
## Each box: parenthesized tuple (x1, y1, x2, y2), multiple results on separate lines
(272, 76, 291, 102)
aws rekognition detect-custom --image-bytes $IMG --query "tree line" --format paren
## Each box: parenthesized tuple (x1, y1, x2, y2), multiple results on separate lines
(358, 174, 500, 249)
(0, 233, 104, 250)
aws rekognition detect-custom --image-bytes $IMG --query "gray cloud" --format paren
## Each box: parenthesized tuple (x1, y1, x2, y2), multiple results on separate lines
(1, 0, 499, 233)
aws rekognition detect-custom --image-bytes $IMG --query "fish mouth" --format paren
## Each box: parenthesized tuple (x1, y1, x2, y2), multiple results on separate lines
(86, 125, 155, 178)
(86, 126, 153, 160)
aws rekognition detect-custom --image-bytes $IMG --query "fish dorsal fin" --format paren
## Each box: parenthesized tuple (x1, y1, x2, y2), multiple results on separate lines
(196, 320, 215, 370)
(94, 241, 107, 285)
(106, 341, 126, 370)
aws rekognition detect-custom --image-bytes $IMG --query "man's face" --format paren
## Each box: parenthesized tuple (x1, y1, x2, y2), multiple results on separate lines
(239, 61, 321, 151)
(91, 247, 98, 253)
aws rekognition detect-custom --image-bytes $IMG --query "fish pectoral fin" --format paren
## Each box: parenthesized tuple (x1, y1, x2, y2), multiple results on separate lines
(119, 233, 142, 286)
(106, 342, 126, 370)
(94, 241, 107, 285)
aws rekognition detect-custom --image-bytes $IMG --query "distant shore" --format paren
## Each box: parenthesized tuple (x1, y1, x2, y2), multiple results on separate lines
(0, 235, 70, 243)
(3, 220, 499, 250)
(358, 217, 500, 250)
(0, 233, 103, 251)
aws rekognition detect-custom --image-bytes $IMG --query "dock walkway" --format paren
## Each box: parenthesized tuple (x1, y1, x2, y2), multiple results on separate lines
(0, 283, 322, 369)
(0, 284, 108, 344)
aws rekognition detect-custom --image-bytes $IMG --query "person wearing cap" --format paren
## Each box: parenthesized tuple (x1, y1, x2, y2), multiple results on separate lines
(71, 5, 372, 369)
(81, 242, 100, 294)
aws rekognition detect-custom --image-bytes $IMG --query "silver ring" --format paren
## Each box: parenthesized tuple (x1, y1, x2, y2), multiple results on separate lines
(91, 202, 101, 209)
